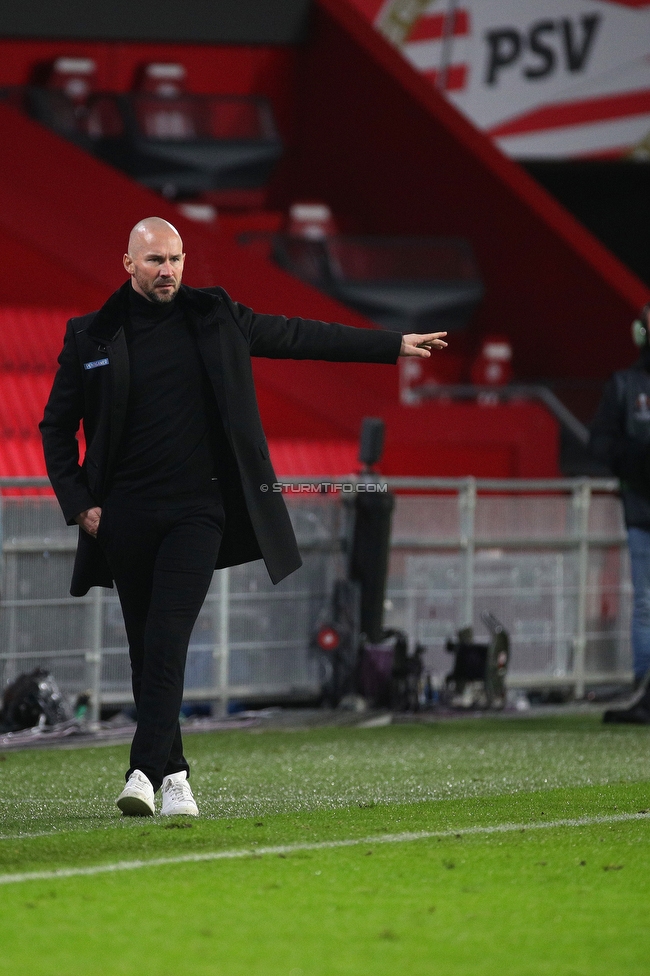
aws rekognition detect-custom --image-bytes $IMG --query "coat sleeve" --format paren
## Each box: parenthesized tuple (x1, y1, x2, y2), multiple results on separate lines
(589, 374, 648, 483)
(39, 320, 96, 524)
(229, 297, 403, 363)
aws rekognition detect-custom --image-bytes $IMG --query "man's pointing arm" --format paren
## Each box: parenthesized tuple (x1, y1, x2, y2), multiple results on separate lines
(231, 298, 446, 364)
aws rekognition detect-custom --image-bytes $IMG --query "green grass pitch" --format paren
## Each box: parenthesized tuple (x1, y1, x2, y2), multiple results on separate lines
(1, 714, 649, 975)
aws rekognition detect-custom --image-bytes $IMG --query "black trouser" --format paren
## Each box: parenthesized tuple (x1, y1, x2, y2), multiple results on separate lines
(98, 490, 225, 792)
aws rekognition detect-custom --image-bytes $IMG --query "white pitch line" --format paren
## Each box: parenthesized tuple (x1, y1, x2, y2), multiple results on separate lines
(0, 811, 648, 886)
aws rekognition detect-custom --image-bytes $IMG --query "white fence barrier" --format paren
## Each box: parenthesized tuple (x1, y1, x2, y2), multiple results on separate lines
(0, 477, 632, 719)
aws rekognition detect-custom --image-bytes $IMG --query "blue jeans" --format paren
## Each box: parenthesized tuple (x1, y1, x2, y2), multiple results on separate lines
(627, 527, 650, 681)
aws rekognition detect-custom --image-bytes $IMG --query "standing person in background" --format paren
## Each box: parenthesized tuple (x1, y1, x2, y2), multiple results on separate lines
(590, 303, 650, 723)
(40, 217, 448, 816)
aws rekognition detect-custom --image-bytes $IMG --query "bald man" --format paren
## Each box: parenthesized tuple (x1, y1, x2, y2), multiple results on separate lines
(40, 217, 447, 819)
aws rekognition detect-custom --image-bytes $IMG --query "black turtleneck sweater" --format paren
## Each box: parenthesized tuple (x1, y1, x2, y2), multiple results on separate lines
(109, 288, 219, 499)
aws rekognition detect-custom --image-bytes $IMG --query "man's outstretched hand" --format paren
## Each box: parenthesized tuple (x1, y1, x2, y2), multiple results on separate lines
(75, 507, 102, 538)
(399, 332, 448, 358)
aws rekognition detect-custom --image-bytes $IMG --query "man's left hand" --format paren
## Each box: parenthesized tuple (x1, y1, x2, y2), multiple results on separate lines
(400, 333, 448, 358)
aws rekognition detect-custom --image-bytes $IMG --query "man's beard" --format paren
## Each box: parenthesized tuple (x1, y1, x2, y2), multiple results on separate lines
(135, 271, 178, 303)
(148, 287, 176, 304)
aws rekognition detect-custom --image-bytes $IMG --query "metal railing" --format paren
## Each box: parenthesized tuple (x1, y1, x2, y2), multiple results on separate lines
(381, 476, 630, 698)
(0, 476, 632, 722)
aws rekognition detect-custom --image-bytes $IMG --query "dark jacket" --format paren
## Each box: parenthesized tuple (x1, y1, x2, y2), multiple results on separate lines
(40, 281, 402, 596)
(589, 360, 650, 528)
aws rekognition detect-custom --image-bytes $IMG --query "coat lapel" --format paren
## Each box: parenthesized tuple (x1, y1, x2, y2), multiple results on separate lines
(86, 283, 132, 486)
(179, 285, 232, 437)
(86, 281, 131, 344)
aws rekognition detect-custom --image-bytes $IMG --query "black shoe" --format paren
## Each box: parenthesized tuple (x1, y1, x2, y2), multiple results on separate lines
(633, 667, 650, 693)
(603, 704, 650, 724)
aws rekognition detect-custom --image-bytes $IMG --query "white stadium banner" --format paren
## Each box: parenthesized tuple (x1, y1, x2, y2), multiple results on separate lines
(350, 0, 650, 159)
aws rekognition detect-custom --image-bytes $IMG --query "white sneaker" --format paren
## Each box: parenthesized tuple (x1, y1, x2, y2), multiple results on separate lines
(160, 770, 199, 817)
(116, 769, 155, 817)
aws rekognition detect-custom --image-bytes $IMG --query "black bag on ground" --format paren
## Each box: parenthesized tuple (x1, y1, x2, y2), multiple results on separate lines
(0, 668, 72, 732)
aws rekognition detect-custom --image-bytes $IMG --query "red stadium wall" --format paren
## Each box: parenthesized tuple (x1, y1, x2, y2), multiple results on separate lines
(10, 5, 631, 479)
(0, 10, 647, 388)
(269, 0, 649, 382)
(1, 10, 646, 384)
(0, 98, 559, 479)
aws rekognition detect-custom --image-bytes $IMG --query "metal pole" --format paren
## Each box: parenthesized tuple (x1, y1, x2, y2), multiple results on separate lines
(5, 552, 18, 685)
(572, 480, 591, 699)
(437, 0, 459, 92)
(553, 552, 568, 675)
(459, 477, 476, 629)
(86, 585, 103, 729)
(212, 567, 230, 718)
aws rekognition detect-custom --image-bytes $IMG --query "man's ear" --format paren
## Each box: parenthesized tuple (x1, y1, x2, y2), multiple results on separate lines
(123, 253, 134, 275)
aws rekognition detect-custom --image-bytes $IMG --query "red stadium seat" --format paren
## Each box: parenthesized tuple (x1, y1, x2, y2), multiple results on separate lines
(0, 373, 55, 436)
(25, 56, 97, 145)
(135, 62, 187, 98)
(287, 202, 338, 241)
(0, 435, 47, 477)
(0, 307, 72, 371)
(46, 57, 97, 107)
(0, 308, 75, 485)
(132, 63, 198, 139)
(82, 61, 285, 199)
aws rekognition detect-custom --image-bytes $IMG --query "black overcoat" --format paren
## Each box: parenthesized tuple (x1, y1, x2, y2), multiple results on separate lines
(40, 281, 402, 596)
(589, 361, 650, 530)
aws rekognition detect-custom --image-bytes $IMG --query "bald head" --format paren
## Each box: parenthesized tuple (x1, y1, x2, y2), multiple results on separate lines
(127, 216, 183, 258)
(124, 217, 185, 304)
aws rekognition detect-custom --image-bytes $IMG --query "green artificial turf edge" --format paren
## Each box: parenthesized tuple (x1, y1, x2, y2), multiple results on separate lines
(1, 715, 649, 976)
(0, 781, 648, 875)
(0, 794, 648, 976)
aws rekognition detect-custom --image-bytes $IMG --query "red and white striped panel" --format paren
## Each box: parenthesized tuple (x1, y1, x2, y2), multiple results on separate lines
(406, 8, 470, 43)
(404, 7, 471, 92)
(489, 85, 650, 158)
(344, 0, 650, 158)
